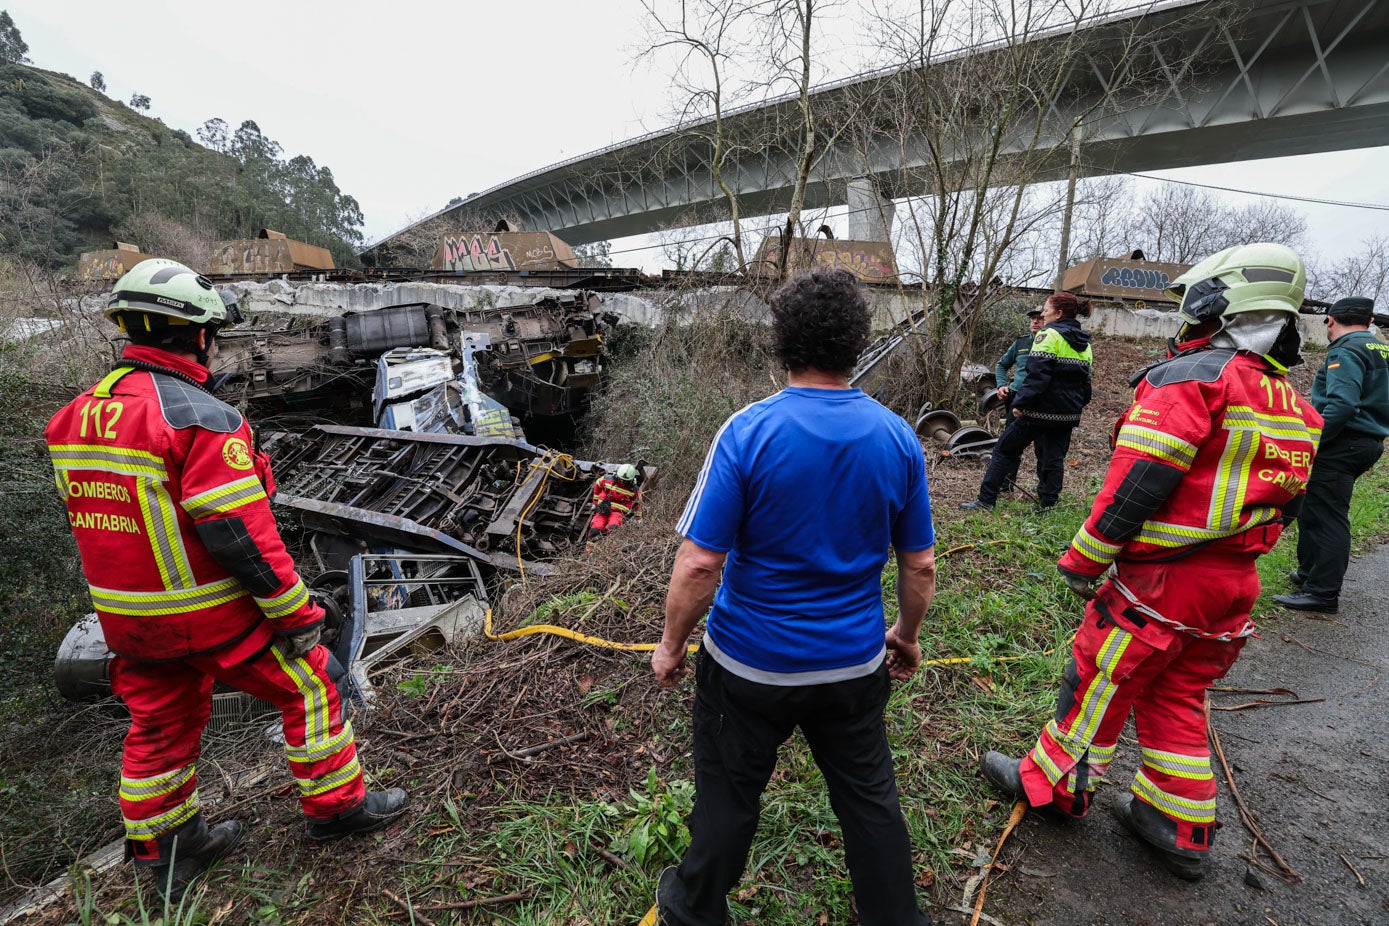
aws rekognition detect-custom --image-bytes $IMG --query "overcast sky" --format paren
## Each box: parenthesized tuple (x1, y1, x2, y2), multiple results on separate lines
(8, 0, 1388, 273)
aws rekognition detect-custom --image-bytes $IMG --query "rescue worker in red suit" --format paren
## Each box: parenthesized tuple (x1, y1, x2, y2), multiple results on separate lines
(45, 261, 408, 901)
(589, 464, 642, 539)
(978, 243, 1321, 880)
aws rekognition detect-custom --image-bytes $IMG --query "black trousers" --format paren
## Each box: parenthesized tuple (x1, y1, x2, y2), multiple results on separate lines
(660, 651, 928, 926)
(1295, 432, 1383, 598)
(997, 400, 1025, 491)
(978, 416, 1075, 506)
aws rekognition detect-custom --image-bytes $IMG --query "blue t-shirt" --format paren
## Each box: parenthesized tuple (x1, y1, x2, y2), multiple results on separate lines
(677, 386, 936, 684)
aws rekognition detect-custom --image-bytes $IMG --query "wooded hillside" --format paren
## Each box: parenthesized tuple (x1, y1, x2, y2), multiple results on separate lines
(0, 61, 364, 269)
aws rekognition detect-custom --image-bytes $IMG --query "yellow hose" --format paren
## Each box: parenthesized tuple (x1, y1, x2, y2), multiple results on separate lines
(486, 538, 1064, 665)
(513, 452, 578, 586)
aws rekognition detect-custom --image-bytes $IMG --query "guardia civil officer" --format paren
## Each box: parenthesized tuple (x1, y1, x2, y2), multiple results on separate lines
(1275, 296, 1389, 613)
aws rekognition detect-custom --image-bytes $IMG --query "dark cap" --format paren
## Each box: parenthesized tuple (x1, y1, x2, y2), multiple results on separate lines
(1026, 307, 1045, 318)
(1328, 296, 1374, 323)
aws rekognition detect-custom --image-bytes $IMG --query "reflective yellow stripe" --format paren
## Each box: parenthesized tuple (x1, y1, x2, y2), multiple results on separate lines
(1071, 526, 1122, 564)
(50, 444, 166, 480)
(272, 647, 330, 749)
(1132, 771, 1216, 823)
(123, 791, 201, 840)
(286, 720, 355, 765)
(1032, 329, 1094, 363)
(1073, 628, 1131, 748)
(1141, 747, 1214, 781)
(1088, 741, 1117, 766)
(1209, 428, 1259, 531)
(137, 476, 195, 588)
(1134, 508, 1279, 548)
(257, 579, 310, 620)
(295, 755, 362, 797)
(1028, 738, 1067, 787)
(1031, 630, 1130, 789)
(1042, 719, 1084, 761)
(1043, 720, 1118, 767)
(1115, 425, 1197, 469)
(182, 476, 267, 519)
(88, 578, 247, 616)
(120, 764, 196, 801)
(1223, 406, 1317, 441)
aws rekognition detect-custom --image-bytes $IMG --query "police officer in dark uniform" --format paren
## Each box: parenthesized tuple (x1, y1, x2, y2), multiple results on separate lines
(990, 307, 1045, 493)
(1275, 297, 1389, 613)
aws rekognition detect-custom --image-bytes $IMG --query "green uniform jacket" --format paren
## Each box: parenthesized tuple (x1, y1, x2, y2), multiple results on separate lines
(994, 334, 1033, 393)
(1311, 329, 1389, 442)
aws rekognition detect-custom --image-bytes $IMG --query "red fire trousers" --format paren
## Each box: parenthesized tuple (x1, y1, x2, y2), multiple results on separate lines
(112, 641, 365, 856)
(1018, 551, 1260, 853)
(589, 509, 627, 533)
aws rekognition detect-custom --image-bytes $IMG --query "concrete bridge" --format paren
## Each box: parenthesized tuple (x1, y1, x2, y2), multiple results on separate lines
(369, 0, 1389, 251)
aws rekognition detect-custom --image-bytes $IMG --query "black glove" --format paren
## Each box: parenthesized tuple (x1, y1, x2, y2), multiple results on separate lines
(1057, 564, 1100, 601)
(278, 623, 323, 658)
(596, 499, 612, 515)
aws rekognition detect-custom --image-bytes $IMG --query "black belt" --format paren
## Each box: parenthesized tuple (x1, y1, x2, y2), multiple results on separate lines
(1338, 428, 1385, 442)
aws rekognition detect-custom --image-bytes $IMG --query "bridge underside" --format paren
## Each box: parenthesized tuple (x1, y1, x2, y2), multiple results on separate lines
(369, 0, 1389, 253)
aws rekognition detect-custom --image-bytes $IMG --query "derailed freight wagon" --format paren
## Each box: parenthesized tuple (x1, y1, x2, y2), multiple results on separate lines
(209, 290, 618, 436)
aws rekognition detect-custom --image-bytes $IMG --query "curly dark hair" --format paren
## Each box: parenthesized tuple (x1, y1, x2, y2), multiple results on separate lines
(769, 270, 872, 376)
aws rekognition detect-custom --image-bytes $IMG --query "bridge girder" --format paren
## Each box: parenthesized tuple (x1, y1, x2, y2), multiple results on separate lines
(370, 0, 1389, 252)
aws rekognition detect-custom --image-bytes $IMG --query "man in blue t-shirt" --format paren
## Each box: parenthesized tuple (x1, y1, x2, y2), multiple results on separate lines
(651, 270, 937, 926)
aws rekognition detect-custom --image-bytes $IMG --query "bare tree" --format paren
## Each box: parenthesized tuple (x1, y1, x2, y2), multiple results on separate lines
(840, 1, 1175, 401)
(1310, 234, 1389, 305)
(637, 0, 868, 278)
(1107, 183, 1308, 265)
(638, 0, 755, 269)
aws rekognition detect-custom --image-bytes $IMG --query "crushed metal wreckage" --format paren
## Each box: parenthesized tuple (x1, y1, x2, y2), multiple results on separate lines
(261, 425, 655, 575)
(211, 290, 619, 439)
(53, 289, 650, 709)
(913, 407, 996, 459)
(54, 431, 653, 707)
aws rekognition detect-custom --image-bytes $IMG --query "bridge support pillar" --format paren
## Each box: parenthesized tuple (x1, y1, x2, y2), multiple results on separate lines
(847, 177, 895, 243)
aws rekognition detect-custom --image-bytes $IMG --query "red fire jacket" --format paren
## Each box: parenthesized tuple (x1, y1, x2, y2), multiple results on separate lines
(591, 477, 640, 517)
(46, 345, 323, 662)
(1060, 342, 1322, 581)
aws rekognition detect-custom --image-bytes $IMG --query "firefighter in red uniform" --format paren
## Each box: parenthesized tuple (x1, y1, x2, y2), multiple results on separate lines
(978, 243, 1321, 880)
(588, 463, 642, 541)
(46, 261, 408, 901)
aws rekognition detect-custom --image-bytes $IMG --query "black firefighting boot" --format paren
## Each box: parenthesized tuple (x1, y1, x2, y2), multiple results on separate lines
(981, 751, 1081, 822)
(306, 788, 409, 841)
(1112, 793, 1208, 881)
(980, 751, 1027, 801)
(130, 814, 244, 904)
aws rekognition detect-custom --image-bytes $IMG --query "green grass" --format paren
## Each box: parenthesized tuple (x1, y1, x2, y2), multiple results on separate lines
(43, 460, 1389, 925)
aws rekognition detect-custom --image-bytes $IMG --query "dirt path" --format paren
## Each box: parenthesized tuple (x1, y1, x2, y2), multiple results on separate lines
(970, 543, 1389, 926)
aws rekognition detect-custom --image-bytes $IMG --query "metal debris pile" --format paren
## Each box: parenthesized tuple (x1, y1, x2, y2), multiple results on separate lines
(54, 291, 652, 709)
(212, 290, 619, 439)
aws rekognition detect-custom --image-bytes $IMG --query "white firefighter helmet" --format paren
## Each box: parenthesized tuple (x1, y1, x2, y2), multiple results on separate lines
(1165, 243, 1306, 327)
(106, 259, 238, 331)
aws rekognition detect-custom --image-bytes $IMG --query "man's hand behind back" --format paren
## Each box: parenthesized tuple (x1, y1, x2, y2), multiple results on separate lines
(651, 641, 690, 687)
(884, 625, 921, 680)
